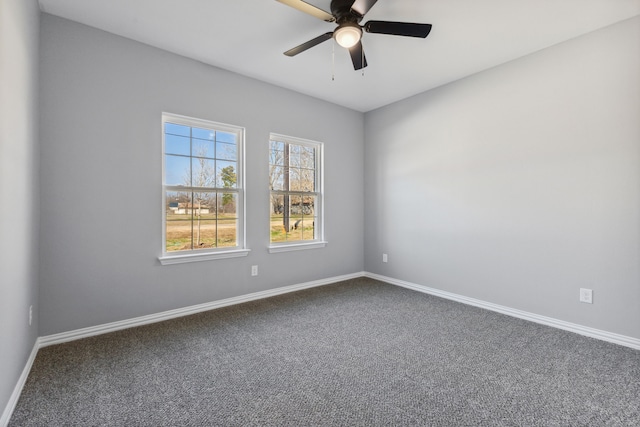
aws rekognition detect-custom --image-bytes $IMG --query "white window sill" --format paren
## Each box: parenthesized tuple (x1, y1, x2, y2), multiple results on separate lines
(268, 241, 327, 254)
(159, 249, 250, 265)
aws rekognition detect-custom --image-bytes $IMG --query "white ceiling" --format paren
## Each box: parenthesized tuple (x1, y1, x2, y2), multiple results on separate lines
(38, 0, 640, 112)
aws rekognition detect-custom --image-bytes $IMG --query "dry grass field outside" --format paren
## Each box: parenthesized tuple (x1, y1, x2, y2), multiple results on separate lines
(270, 215, 315, 242)
(166, 214, 317, 251)
(166, 213, 237, 251)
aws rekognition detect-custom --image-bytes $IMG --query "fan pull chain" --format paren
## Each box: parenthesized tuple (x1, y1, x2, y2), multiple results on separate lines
(332, 41, 335, 81)
(362, 46, 365, 77)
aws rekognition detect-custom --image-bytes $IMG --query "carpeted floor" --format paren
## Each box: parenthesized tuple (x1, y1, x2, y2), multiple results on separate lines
(9, 278, 640, 426)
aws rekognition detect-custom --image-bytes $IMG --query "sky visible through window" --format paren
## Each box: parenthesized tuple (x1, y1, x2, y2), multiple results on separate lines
(164, 123, 237, 188)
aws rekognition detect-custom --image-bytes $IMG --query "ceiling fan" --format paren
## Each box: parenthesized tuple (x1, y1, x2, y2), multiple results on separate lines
(277, 0, 432, 70)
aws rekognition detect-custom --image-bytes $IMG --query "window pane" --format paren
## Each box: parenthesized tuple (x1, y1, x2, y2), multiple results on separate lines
(270, 194, 284, 217)
(288, 195, 303, 243)
(286, 216, 315, 241)
(270, 166, 284, 191)
(192, 139, 215, 159)
(285, 144, 300, 168)
(271, 194, 318, 243)
(301, 146, 315, 168)
(287, 221, 303, 241)
(270, 141, 285, 166)
(166, 191, 193, 251)
(289, 167, 300, 191)
(166, 219, 193, 251)
(192, 158, 216, 187)
(166, 190, 190, 209)
(302, 195, 316, 216)
(301, 168, 315, 192)
(271, 222, 287, 242)
(289, 144, 301, 168)
(165, 155, 190, 186)
(166, 191, 191, 216)
(216, 141, 237, 161)
(217, 161, 237, 188)
(191, 219, 215, 249)
(217, 131, 236, 144)
(165, 122, 190, 137)
(218, 192, 237, 216)
(217, 219, 237, 247)
(270, 140, 284, 151)
(290, 195, 303, 215)
(192, 192, 216, 213)
(290, 167, 315, 192)
(293, 195, 315, 241)
(270, 193, 285, 242)
(165, 134, 190, 156)
(301, 217, 317, 241)
(191, 127, 215, 141)
(191, 191, 216, 248)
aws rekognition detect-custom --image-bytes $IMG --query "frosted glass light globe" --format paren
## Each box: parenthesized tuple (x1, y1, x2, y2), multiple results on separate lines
(334, 25, 362, 48)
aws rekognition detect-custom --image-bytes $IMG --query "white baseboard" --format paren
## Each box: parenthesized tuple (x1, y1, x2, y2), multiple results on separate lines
(365, 272, 640, 350)
(39, 272, 365, 348)
(34, 271, 640, 352)
(1, 340, 39, 427)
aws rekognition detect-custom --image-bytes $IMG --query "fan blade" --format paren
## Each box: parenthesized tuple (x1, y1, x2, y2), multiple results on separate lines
(350, 0, 379, 17)
(348, 41, 368, 70)
(364, 21, 432, 38)
(284, 32, 333, 57)
(276, 0, 335, 22)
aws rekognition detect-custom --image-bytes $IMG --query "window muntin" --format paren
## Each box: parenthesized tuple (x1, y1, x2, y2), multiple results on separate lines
(162, 114, 244, 258)
(269, 134, 323, 246)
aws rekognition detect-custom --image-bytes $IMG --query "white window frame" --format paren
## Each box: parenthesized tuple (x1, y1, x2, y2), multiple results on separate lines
(268, 133, 326, 253)
(159, 113, 249, 265)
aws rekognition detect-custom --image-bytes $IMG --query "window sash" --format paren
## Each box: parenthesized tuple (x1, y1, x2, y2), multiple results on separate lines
(162, 113, 246, 260)
(269, 133, 323, 247)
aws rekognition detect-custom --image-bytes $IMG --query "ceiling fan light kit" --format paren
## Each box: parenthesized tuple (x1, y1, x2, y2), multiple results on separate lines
(334, 23, 362, 48)
(277, 0, 432, 70)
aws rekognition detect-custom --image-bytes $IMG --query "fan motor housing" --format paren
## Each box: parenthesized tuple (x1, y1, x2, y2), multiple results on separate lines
(331, 0, 362, 24)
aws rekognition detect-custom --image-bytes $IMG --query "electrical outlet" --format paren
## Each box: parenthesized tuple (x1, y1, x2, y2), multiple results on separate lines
(251, 265, 258, 276)
(382, 253, 388, 263)
(29, 305, 33, 326)
(580, 288, 593, 304)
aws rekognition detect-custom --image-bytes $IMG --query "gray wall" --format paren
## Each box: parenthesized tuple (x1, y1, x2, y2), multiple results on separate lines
(0, 0, 40, 418)
(364, 17, 640, 339)
(38, 15, 364, 336)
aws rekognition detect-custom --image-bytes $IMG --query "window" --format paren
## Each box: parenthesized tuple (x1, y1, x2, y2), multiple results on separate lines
(269, 133, 325, 252)
(160, 113, 248, 264)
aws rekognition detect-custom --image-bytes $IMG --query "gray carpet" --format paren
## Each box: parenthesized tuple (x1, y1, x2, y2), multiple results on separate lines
(9, 278, 640, 426)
